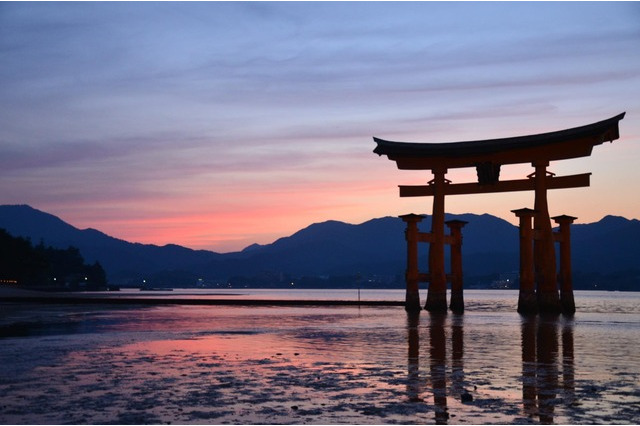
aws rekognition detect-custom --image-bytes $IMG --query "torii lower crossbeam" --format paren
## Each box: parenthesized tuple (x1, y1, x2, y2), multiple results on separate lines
(399, 173, 590, 197)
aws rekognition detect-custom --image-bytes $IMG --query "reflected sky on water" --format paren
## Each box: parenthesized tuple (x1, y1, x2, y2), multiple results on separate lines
(1, 291, 639, 424)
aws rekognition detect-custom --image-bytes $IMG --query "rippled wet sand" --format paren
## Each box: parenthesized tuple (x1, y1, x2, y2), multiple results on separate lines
(1, 301, 639, 424)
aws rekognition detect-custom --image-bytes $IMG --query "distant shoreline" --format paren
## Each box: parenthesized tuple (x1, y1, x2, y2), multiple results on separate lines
(0, 288, 403, 307)
(1, 296, 403, 307)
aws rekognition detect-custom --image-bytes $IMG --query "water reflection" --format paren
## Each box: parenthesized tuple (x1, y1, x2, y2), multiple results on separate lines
(450, 314, 464, 400)
(429, 313, 448, 423)
(562, 319, 575, 407)
(407, 312, 421, 403)
(408, 313, 575, 424)
(535, 316, 558, 423)
(406, 312, 460, 423)
(522, 315, 575, 424)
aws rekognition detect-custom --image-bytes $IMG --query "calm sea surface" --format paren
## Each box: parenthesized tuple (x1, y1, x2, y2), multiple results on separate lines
(1, 290, 639, 424)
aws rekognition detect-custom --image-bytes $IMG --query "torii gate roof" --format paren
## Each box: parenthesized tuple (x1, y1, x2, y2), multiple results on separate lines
(373, 112, 625, 170)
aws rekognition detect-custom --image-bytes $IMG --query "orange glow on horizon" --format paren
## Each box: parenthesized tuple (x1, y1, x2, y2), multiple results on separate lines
(13, 113, 637, 254)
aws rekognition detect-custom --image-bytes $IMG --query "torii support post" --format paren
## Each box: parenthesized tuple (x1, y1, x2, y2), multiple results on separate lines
(553, 215, 577, 316)
(446, 219, 467, 314)
(532, 162, 561, 314)
(425, 167, 449, 313)
(400, 214, 424, 312)
(513, 208, 537, 315)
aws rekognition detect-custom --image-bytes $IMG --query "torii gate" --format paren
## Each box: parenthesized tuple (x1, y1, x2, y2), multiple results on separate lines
(373, 113, 625, 315)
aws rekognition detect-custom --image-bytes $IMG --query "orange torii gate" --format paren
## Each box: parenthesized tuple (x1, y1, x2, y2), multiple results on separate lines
(373, 113, 625, 315)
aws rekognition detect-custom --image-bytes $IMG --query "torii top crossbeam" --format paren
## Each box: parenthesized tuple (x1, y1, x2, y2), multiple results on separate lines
(373, 112, 625, 171)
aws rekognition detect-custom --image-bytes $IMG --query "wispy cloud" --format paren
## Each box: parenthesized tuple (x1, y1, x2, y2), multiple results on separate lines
(1, 2, 638, 251)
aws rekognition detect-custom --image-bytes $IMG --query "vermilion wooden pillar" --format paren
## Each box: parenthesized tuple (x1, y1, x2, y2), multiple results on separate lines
(553, 215, 577, 316)
(446, 219, 467, 314)
(400, 214, 424, 312)
(425, 167, 448, 313)
(532, 162, 561, 314)
(513, 208, 537, 315)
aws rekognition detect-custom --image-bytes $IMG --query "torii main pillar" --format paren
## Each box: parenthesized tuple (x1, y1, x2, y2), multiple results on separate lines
(424, 167, 448, 312)
(532, 161, 561, 313)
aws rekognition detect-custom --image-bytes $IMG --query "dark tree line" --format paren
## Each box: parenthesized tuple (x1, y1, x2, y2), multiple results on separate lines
(0, 228, 107, 290)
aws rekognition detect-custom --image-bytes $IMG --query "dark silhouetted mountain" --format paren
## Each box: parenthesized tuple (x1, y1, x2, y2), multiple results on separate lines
(0, 205, 222, 282)
(1, 204, 638, 290)
(218, 214, 519, 278)
(571, 215, 640, 273)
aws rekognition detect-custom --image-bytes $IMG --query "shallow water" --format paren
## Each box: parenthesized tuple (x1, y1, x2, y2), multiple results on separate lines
(1, 290, 639, 424)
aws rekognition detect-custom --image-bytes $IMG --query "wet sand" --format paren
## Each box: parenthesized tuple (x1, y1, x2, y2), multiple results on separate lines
(1, 299, 639, 424)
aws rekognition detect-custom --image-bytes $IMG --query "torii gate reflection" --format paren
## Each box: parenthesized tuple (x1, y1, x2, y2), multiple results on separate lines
(406, 314, 575, 424)
(374, 113, 625, 315)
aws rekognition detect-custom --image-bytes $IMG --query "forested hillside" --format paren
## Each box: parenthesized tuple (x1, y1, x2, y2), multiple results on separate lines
(0, 228, 107, 290)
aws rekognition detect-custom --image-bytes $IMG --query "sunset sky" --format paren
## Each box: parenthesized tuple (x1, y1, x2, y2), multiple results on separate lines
(1, 2, 639, 253)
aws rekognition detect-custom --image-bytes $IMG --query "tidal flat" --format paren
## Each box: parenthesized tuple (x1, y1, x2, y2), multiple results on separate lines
(1, 290, 639, 424)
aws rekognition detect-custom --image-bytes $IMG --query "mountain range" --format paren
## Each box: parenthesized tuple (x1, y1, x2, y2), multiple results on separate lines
(1, 204, 638, 290)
